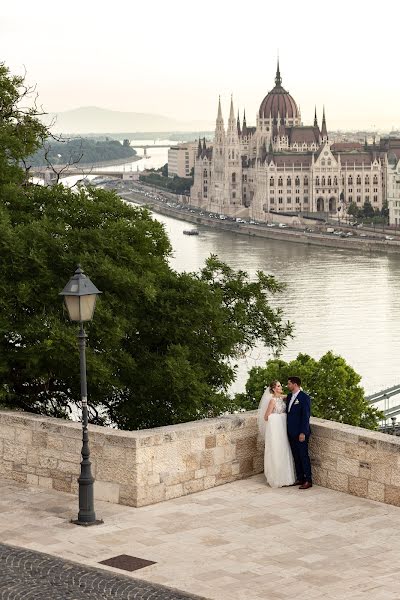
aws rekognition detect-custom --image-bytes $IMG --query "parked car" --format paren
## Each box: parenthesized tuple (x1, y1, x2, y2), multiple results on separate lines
(385, 235, 394, 241)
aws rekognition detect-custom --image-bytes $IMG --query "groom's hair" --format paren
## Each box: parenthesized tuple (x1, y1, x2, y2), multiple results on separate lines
(288, 376, 301, 386)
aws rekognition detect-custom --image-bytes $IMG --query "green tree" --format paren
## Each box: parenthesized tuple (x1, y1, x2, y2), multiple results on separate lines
(363, 201, 375, 218)
(347, 202, 359, 218)
(0, 63, 48, 185)
(236, 352, 382, 430)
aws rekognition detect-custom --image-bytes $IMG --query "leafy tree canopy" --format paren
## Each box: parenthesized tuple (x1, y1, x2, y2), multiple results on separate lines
(236, 352, 383, 430)
(27, 137, 137, 167)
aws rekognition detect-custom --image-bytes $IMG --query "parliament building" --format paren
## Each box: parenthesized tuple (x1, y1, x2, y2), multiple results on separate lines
(190, 63, 388, 220)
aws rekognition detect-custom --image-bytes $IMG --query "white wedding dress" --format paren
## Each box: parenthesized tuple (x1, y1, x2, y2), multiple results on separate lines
(258, 393, 296, 488)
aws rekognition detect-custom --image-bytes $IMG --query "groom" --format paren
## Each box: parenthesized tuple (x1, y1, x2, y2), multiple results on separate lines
(286, 376, 312, 489)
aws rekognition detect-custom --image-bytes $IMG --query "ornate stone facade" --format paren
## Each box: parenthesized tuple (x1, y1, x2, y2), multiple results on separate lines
(191, 63, 387, 220)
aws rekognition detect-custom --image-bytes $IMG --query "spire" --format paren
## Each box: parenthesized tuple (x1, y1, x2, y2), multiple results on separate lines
(217, 95, 222, 120)
(229, 95, 235, 121)
(197, 138, 202, 158)
(314, 106, 318, 128)
(242, 109, 247, 136)
(321, 105, 328, 140)
(201, 137, 207, 158)
(275, 58, 282, 87)
(237, 110, 241, 135)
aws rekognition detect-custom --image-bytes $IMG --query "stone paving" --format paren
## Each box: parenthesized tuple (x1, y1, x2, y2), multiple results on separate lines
(1, 476, 400, 599)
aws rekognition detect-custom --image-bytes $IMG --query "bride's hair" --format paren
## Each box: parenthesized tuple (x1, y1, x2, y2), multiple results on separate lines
(269, 380, 279, 393)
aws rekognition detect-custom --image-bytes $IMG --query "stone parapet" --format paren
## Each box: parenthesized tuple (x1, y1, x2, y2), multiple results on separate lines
(0, 410, 399, 507)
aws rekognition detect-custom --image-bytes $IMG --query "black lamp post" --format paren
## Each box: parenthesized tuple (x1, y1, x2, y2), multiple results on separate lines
(60, 265, 103, 526)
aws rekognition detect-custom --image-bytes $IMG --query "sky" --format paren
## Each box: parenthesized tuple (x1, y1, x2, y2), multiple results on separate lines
(2, 0, 399, 131)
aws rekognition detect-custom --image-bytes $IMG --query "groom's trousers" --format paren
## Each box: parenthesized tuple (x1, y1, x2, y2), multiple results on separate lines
(289, 434, 312, 483)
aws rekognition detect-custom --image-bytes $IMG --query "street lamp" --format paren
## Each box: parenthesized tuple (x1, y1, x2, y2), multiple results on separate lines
(60, 265, 103, 526)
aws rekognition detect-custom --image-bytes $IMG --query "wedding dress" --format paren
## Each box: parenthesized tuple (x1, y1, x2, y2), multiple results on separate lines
(258, 391, 296, 488)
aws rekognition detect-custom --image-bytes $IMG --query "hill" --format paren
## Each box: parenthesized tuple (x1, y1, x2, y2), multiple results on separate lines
(42, 106, 213, 134)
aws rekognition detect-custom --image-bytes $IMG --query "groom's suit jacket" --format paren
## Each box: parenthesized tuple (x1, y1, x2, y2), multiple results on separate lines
(286, 390, 311, 438)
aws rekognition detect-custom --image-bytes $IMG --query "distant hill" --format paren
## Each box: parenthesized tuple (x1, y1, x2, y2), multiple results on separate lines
(42, 106, 213, 134)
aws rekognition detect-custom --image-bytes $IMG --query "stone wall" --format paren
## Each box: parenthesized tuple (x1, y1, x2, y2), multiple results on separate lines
(0, 410, 399, 507)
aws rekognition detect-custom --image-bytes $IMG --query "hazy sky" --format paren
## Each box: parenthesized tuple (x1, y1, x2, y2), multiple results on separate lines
(2, 0, 399, 130)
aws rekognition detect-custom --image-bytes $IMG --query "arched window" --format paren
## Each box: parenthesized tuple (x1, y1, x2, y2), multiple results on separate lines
(365, 175, 370, 185)
(295, 176, 300, 186)
(316, 177, 320, 186)
(322, 176, 326, 186)
(356, 175, 361, 185)
(270, 177, 274, 187)
(373, 175, 378, 185)
(327, 177, 332, 186)
(333, 176, 338, 185)
(287, 177, 292, 187)
(348, 175, 353, 185)
(232, 173, 236, 184)
(278, 177, 283, 187)
(203, 169, 208, 178)
(304, 176, 309, 186)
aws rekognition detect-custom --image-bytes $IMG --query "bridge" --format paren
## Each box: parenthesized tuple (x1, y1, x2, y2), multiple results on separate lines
(366, 384, 400, 432)
(130, 143, 173, 156)
(30, 166, 139, 183)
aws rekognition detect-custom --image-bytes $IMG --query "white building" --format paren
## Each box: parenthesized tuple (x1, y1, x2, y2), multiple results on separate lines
(387, 151, 400, 225)
(168, 142, 198, 178)
(191, 63, 389, 221)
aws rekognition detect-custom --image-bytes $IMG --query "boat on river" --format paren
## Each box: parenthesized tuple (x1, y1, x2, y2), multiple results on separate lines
(183, 229, 199, 236)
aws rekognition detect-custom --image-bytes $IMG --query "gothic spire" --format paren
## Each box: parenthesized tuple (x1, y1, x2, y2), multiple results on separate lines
(321, 105, 328, 139)
(229, 95, 235, 122)
(237, 110, 241, 135)
(217, 95, 222, 120)
(314, 106, 318, 128)
(197, 138, 202, 158)
(275, 58, 282, 87)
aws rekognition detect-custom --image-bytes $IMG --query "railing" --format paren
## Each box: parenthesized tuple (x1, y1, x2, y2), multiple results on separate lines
(366, 384, 400, 434)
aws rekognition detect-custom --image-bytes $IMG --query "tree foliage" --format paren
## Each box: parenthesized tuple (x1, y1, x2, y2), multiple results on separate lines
(27, 137, 137, 167)
(236, 352, 383, 430)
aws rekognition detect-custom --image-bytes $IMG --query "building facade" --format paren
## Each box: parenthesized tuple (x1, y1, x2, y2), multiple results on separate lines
(191, 64, 388, 220)
(168, 142, 198, 178)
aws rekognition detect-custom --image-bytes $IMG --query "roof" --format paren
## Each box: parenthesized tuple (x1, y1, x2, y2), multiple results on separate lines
(288, 126, 320, 145)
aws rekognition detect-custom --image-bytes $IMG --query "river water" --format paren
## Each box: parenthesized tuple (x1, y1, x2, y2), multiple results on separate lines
(71, 142, 400, 399)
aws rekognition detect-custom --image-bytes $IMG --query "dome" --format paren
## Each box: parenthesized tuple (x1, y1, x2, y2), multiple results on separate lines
(259, 64, 299, 121)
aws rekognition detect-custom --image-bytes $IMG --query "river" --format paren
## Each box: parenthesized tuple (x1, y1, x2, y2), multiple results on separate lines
(70, 142, 400, 399)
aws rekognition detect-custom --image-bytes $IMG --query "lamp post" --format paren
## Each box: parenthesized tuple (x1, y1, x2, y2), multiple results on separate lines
(60, 265, 103, 526)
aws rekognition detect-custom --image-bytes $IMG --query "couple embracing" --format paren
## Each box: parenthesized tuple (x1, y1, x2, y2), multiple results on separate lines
(257, 377, 312, 489)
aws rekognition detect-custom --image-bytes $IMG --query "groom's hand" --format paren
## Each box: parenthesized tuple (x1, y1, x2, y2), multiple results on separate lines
(299, 433, 306, 442)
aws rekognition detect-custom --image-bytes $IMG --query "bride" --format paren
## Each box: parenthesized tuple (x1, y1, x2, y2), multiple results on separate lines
(257, 380, 296, 488)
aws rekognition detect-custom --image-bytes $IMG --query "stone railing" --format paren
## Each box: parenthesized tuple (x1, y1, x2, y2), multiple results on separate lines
(0, 410, 399, 507)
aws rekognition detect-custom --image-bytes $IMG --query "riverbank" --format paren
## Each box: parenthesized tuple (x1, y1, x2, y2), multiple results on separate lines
(120, 189, 400, 256)
(34, 154, 141, 171)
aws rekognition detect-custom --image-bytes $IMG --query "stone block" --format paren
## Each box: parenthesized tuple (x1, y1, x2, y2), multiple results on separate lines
(345, 444, 367, 461)
(35, 467, 51, 477)
(359, 436, 377, 449)
(38, 476, 53, 490)
(218, 463, 233, 478)
(0, 424, 16, 441)
(195, 468, 207, 479)
(183, 479, 204, 495)
(137, 483, 166, 506)
(370, 463, 393, 484)
(47, 435, 65, 451)
(15, 428, 32, 445)
(312, 467, 328, 487)
(190, 438, 205, 453)
(239, 457, 254, 475)
(235, 436, 257, 459)
(203, 475, 216, 489)
(104, 434, 137, 449)
(359, 461, 372, 479)
(348, 476, 368, 498)
(384, 484, 400, 507)
(184, 453, 201, 470)
(367, 481, 385, 502)
(11, 471, 27, 483)
(118, 484, 137, 507)
(327, 470, 349, 493)
(3, 441, 27, 463)
(26, 473, 39, 486)
(390, 470, 400, 487)
(94, 480, 120, 504)
(31, 431, 48, 448)
(52, 478, 72, 493)
(57, 461, 79, 475)
(165, 483, 184, 500)
(336, 456, 360, 477)
(205, 435, 216, 449)
(39, 455, 58, 470)
(96, 460, 136, 485)
(26, 452, 40, 467)
(232, 460, 240, 476)
(224, 445, 236, 461)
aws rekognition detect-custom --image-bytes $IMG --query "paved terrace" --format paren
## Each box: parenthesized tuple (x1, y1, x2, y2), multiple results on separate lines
(0, 476, 399, 600)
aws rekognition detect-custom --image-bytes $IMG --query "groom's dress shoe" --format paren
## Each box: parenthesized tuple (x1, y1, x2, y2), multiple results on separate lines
(299, 481, 312, 490)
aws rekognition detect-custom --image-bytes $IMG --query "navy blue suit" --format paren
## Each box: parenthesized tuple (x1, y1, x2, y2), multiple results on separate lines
(286, 390, 312, 483)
